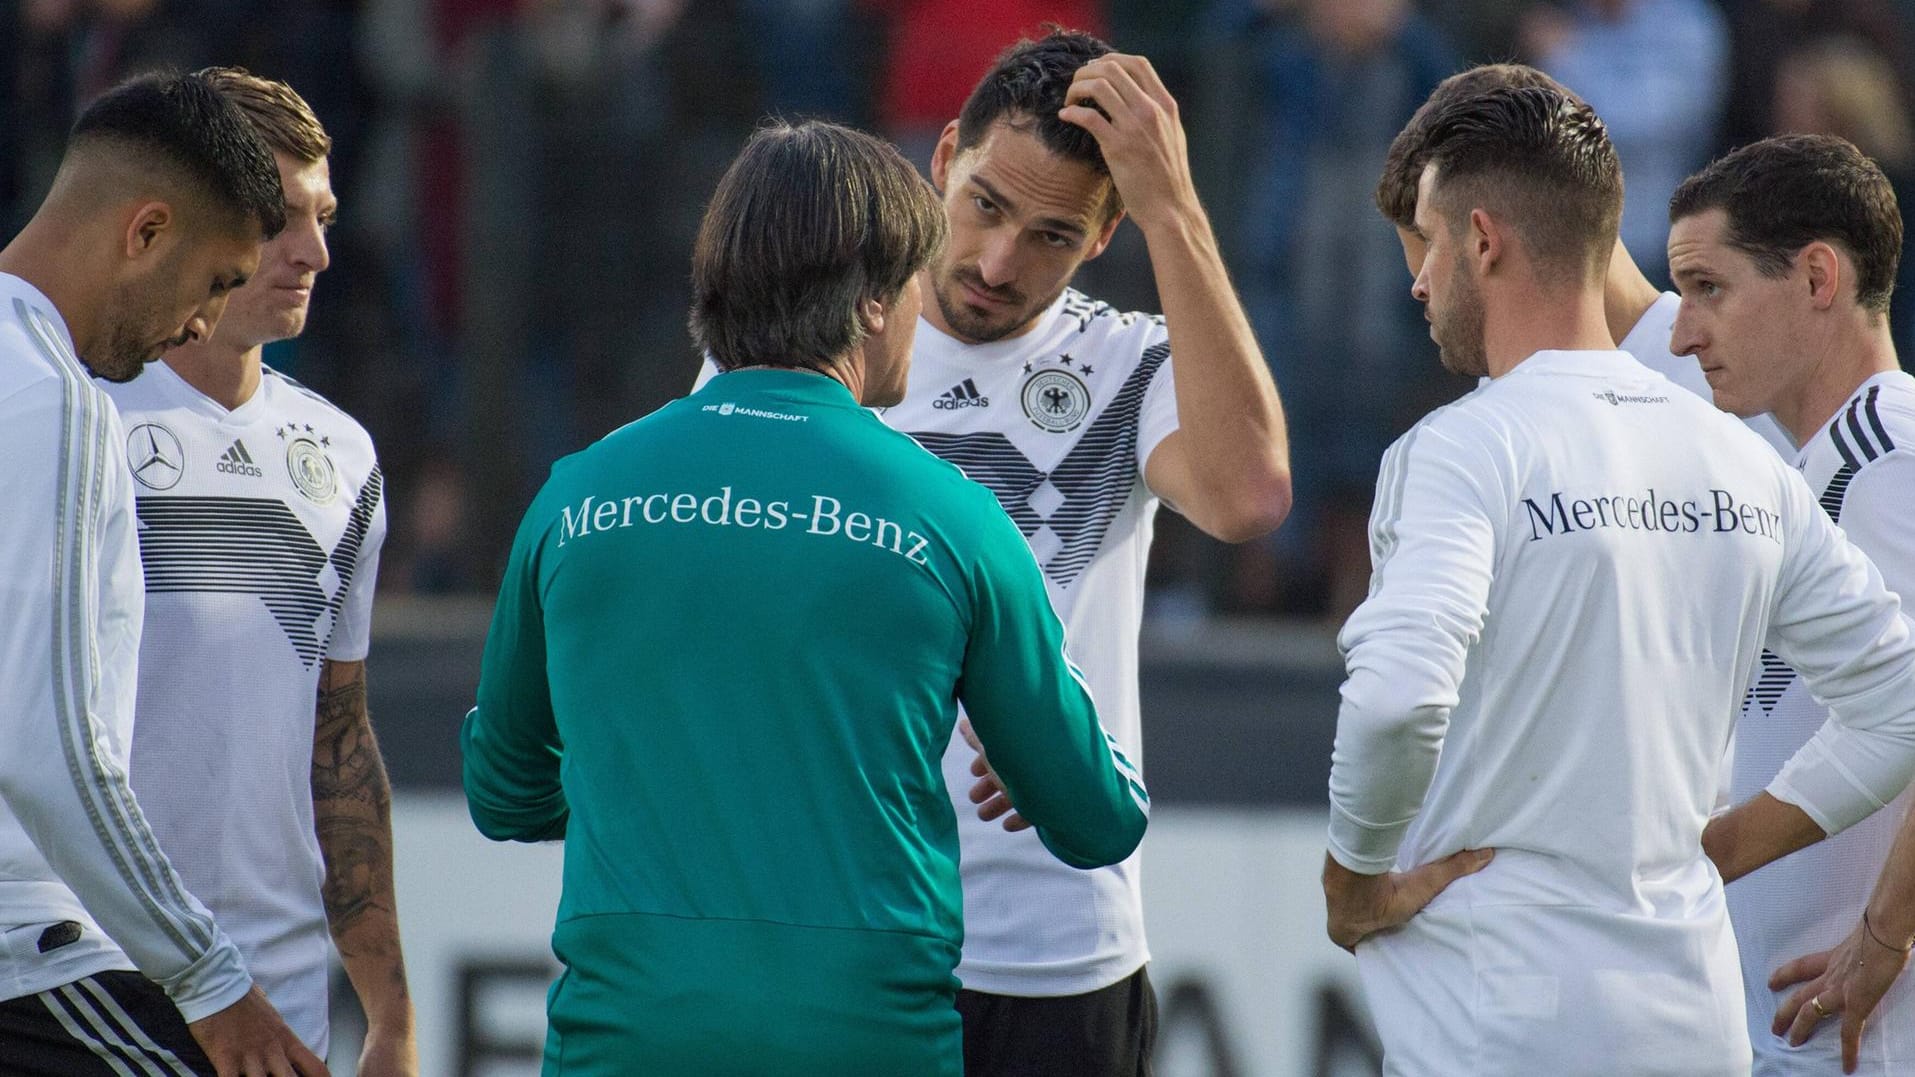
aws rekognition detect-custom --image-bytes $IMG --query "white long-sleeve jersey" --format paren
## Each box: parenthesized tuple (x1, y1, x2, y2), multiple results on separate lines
(0, 274, 251, 1020)
(1328, 349, 1915, 1075)
(1728, 370, 1915, 1075)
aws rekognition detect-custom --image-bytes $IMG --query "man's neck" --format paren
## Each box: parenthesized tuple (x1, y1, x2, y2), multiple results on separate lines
(0, 233, 98, 358)
(1775, 319, 1902, 446)
(1602, 243, 1663, 347)
(730, 359, 866, 402)
(163, 342, 263, 411)
(1485, 283, 1616, 378)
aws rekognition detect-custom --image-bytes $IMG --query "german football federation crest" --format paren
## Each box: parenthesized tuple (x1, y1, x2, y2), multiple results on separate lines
(285, 435, 338, 504)
(1021, 368, 1090, 433)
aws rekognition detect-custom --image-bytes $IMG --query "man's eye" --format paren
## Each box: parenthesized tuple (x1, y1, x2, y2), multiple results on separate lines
(972, 196, 996, 215)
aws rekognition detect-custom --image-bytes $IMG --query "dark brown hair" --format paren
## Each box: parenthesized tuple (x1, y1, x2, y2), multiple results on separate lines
(692, 121, 946, 372)
(200, 67, 331, 163)
(70, 70, 286, 237)
(1377, 64, 1581, 231)
(1418, 85, 1622, 287)
(1669, 134, 1903, 315)
(956, 27, 1121, 219)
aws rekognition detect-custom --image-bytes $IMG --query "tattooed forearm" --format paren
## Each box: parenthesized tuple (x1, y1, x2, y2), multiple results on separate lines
(313, 662, 385, 815)
(317, 815, 387, 933)
(313, 659, 412, 1018)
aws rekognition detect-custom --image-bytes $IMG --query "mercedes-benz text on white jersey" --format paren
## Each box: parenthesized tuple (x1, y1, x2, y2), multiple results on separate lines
(102, 359, 386, 1055)
(0, 274, 252, 1020)
(1329, 350, 1915, 1076)
(1729, 370, 1915, 1076)
(696, 288, 1179, 995)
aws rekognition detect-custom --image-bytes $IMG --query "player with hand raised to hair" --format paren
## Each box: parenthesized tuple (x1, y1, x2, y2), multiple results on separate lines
(836, 32, 1295, 1076)
(693, 32, 1290, 1074)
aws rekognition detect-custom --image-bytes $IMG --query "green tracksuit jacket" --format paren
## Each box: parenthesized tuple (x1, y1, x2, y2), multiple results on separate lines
(461, 369, 1150, 1076)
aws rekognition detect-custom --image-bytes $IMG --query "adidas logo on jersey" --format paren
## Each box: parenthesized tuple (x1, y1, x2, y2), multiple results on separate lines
(216, 438, 264, 478)
(933, 378, 989, 410)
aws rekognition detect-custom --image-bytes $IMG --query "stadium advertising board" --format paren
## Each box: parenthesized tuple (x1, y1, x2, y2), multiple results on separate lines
(349, 798, 1378, 1076)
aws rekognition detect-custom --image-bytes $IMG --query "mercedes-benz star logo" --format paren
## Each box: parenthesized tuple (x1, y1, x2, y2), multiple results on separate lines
(127, 422, 184, 490)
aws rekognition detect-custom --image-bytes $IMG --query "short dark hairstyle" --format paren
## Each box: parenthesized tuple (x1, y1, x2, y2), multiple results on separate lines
(692, 121, 947, 372)
(955, 27, 1121, 218)
(1669, 134, 1903, 315)
(70, 70, 286, 238)
(1418, 85, 1622, 287)
(1378, 64, 1581, 231)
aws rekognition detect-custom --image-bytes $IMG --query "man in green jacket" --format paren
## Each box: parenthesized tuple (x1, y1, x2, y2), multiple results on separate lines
(461, 120, 1150, 1076)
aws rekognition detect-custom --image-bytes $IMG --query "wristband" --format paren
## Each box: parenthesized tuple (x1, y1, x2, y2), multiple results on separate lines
(1863, 909, 1915, 954)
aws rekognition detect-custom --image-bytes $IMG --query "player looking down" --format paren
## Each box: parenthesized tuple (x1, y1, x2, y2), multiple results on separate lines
(1374, 62, 1792, 454)
(0, 69, 325, 1077)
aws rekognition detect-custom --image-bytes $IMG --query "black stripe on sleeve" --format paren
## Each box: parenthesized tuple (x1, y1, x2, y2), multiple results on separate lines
(1830, 416, 1865, 470)
(1864, 386, 1896, 452)
(1819, 464, 1858, 523)
(1845, 398, 1881, 461)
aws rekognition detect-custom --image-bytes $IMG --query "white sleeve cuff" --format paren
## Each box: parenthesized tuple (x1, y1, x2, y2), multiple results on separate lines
(1326, 803, 1408, 875)
(1767, 722, 1897, 837)
(153, 934, 253, 1024)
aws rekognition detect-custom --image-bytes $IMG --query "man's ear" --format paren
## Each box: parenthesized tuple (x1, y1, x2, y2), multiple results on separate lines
(929, 120, 963, 194)
(125, 201, 173, 259)
(1083, 202, 1126, 263)
(1469, 207, 1503, 274)
(857, 293, 886, 336)
(1800, 241, 1843, 312)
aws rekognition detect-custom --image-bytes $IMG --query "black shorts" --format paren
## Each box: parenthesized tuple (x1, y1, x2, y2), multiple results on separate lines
(0, 970, 214, 1076)
(956, 965, 1157, 1077)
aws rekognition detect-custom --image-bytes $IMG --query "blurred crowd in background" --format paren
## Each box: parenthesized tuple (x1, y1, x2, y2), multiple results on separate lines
(7, 0, 1915, 621)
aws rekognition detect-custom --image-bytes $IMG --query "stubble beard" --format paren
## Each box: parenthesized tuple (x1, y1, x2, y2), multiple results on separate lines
(1434, 262, 1489, 379)
(931, 262, 1062, 345)
(88, 281, 175, 383)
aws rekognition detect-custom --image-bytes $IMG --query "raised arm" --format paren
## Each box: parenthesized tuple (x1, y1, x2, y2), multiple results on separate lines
(1057, 52, 1292, 542)
(462, 491, 567, 842)
(957, 501, 1148, 870)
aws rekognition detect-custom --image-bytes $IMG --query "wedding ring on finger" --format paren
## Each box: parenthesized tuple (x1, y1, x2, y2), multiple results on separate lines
(1811, 996, 1833, 1020)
